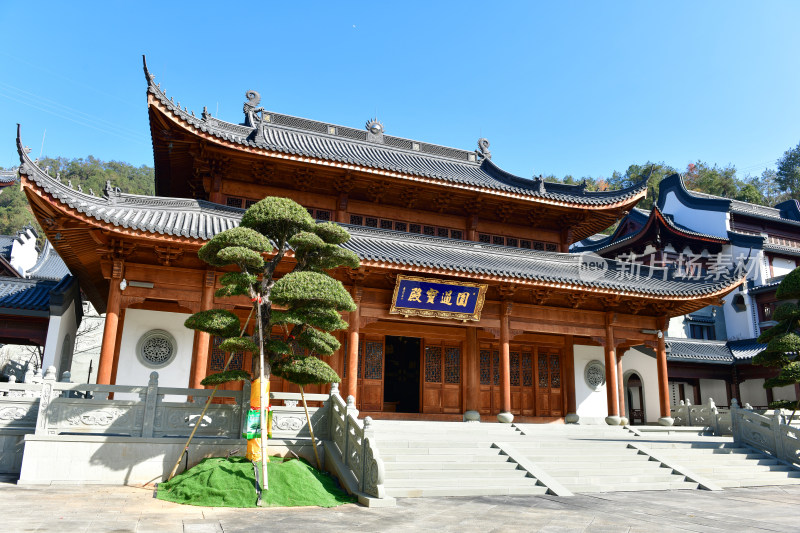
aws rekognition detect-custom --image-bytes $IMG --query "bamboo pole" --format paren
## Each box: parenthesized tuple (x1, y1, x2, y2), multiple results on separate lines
(257, 300, 268, 492)
(299, 385, 321, 470)
(167, 307, 254, 482)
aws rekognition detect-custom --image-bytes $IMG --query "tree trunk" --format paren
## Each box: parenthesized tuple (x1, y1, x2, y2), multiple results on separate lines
(299, 385, 321, 469)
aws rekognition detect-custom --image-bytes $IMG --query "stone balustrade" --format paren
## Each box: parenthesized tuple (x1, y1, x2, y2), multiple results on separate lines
(730, 400, 800, 467)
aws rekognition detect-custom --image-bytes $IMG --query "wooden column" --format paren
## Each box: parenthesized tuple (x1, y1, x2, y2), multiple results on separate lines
(191, 270, 216, 389)
(464, 326, 480, 416)
(565, 335, 578, 422)
(499, 300, 512, 421)
(345, 287, 362, 401)
(97, 260, 124, 385)
(617, 348, 627, 421)
(656, 318, 671, 422)
(603, 318, 619, 421)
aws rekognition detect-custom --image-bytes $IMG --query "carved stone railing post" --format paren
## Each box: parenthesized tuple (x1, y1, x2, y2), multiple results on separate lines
(344, 395, 358, 463)
(34, 380, 53, 435)
(141, 372, 158, 438)
(360, 416, 373, 492)
(730, 399, 740, 442)
(772, 409, 786, 461)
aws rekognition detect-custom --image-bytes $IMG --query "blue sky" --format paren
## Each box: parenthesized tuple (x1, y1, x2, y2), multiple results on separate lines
(1, 1, 799, 182)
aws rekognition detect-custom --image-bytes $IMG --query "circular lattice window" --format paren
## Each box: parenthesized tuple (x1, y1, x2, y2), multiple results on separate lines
(136, 330, 177, 368)
(584, 360, 606, 391)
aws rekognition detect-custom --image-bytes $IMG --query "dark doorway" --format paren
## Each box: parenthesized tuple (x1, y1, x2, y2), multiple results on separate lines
(383, 336, 421, 413)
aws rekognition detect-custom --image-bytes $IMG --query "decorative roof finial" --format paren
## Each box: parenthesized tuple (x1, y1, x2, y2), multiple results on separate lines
(243, 90, 265, 129)
(365, 118, 384, 135)
(476, 138, 491, 161)
(202, 106, 211, 120)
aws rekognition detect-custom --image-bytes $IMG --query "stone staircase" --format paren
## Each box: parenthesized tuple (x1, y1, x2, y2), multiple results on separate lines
(512, 424, 699, 493)
(371, 420, 548, 498)
(369, 420, 800, 498)
(639, 436, 800, 488)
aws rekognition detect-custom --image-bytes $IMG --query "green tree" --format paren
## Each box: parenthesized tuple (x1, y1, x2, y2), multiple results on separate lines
(182, 196, 359, 494)
(777, 141, 800, 201)
(753, 267, 800, 421)
(607, 162, 676, 211)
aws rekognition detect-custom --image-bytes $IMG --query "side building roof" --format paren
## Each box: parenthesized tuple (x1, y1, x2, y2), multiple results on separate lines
(27, 240, 70, 281)
(658, 337, 766, 365)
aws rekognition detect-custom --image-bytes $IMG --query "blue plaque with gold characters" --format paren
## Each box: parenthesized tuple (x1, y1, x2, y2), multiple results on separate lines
(389, 275, 488, 321)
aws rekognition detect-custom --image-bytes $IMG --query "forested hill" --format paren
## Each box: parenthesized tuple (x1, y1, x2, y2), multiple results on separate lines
(0, 156, 154, 241)
(2, 144, 800, 242)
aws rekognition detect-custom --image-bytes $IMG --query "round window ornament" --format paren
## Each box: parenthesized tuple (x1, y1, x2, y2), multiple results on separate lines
(136, 330, 177, 368)
(584, 360, 605, 391)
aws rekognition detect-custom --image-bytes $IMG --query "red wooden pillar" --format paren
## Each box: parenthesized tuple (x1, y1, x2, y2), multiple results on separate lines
(345, 287, 362, 401)
(603, 313, 619, 424)
(498, 301, 513, 422)
(565, 335, 578, 423)
(464, 327, 480, 420)
(617, 349, 626, 422)
(656, 318, 672, 425)
(191, 270, 216, 389)
(97, 260, 124, 385)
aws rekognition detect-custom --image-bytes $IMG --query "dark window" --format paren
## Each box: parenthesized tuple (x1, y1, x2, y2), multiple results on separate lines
(478, 234, 491, 243)
(533, 241, 544, 250)
(492, 236, 504, 246)
(410, 224, 421, 233)
(226, 197, 243, 208)
(437, 228, 449, 238)
(380, 219, 393, 230)
(366, 217, 378, 227)
(424, 226, 436, 236)
(306, 208, 314, 216)
(395, 222, 407, 232)
(244, 199, 257, 208)
(450, 230, 463, 240)
(350, 215, 363, 226)
(506, 237, 518, 247)
(546, 243, 558, 252)
(315, 210, 331, 221)
(689, 324, 716, 340)
(520, 240, 531, 249)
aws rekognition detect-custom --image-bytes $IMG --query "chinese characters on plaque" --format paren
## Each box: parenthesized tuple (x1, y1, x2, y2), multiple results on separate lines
(390, 275, 488, 321)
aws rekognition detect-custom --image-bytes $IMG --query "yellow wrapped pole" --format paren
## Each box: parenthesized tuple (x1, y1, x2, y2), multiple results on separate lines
(246, 377, 271, 461)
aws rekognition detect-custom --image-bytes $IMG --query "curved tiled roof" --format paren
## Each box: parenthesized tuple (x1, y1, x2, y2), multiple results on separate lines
(27, 240, 70, 281)
(143, 58, 647, 207)
(17, 132, 745, 300)
(0, 276, 59, 311)
(662, 337, 766, 364)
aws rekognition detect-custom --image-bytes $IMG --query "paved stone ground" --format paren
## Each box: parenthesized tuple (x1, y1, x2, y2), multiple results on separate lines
(1, 482, 799, 532)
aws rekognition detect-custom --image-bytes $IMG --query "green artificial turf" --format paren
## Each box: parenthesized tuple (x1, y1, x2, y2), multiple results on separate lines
(156, 456, 355, 508)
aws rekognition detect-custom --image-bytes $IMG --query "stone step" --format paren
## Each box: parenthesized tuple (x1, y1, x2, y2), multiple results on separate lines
(373, 440, 501, 448)
(385, 485, 548, 498)
(562, 480, 700, 493)
(385, 467, 529, 479)
(542, 464, 667, 477)
(554, 472, 686, 484)
(638, 441, 741, 450)
(666, 457, 781, 466)
(521, 453, 653, 465)
(697, 470, 800, 481)
(379, 447, 503, 457)
(508, 447, 639, 457)
(384, 476, 535, 488)
(380, 452, 507, 463)
(717, 477, 800, 488)
(688, 464, 796, 474)
(383, 460, 518, 471)
(657, 452, 776, 462)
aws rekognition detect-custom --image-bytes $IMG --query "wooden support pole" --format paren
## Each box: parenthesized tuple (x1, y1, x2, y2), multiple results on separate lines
(97, 261, 123, 385)
(656, 318, 672, 424)
(603, 337, 619, 421)
(191, 271, 216, 389)
(464, 326, 479, 418)
(498, 301, 512, 422)
(346, 287, 362, 401)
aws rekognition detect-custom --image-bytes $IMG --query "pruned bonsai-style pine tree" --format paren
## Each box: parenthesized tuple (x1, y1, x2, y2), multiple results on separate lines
(754, 266, 800, 422)
(179, 197, 359, 494)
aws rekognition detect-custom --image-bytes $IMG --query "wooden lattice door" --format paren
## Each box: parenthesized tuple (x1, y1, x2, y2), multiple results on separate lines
(534, 347, 563, 417)
(422, 343, 462, 414)
(359, 338, 384, 412)
(478, 348, 500, 414)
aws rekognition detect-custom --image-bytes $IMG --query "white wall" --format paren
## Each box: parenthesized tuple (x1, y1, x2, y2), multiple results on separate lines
(621, 348, 661, 423)
(739, 379, 769, 407)
(573, 345, 608, 424)
(772, 257, 796, 277)
(70, 302, 104, 384)
(9, 230, 38, 276)
(41, 300, 78, 378)
(660, 191, 729, 238)
(772, 384, 798, 403)
(115, 309, 194, 401)
(698, 379, 728, 406)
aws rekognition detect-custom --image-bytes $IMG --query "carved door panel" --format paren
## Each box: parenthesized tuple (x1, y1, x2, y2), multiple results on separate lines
(534, 348, 563, 416)
(423, 343, 463, 414)
(520, 352, 535, 416)
(360, 339, 384, 412)
(510, 351, 522, 414)
(478, 348, 500, 415)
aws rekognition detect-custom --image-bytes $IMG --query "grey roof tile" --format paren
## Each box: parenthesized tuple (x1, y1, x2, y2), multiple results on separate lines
(665, 338, 733, 363)
(27, 240, 70, 281)
(0, 276, 59, 311)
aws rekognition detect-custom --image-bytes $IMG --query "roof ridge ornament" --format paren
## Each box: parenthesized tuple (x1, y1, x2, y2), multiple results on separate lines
(243, 90, 268, 143)
(532, 174, 546, 194)
(365, 118, 384, 143)
(103, 180, 122, 204)
(476, 138, 491, 161)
